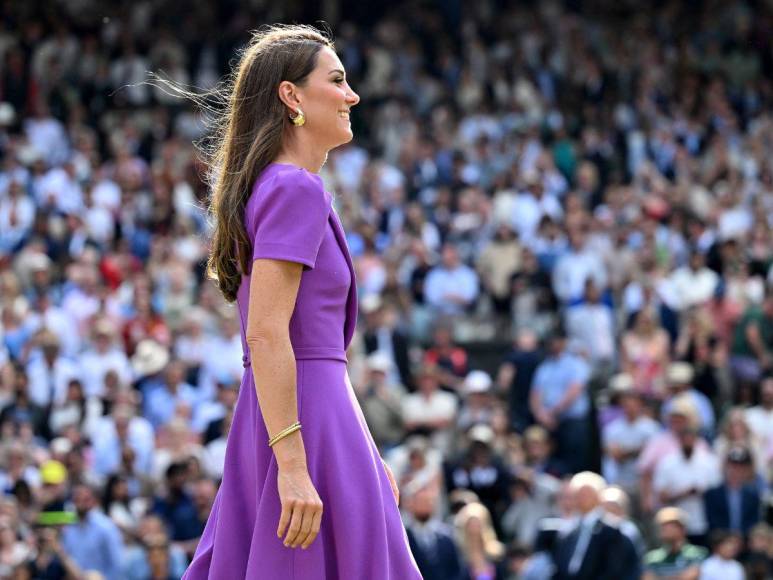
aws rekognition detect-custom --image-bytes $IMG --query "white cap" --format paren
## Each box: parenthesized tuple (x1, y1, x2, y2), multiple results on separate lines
(464, 370, 492, 395)
(366, 351, 392, 373)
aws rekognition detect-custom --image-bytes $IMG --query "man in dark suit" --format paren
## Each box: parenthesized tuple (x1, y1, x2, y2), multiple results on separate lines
(404, 482, 465, 580)
(361, 297, 414, 390)
(551, 472, 638, 580)
(703, 446, 761, 535)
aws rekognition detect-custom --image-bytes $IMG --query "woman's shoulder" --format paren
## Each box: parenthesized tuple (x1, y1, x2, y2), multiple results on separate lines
(247, 163, 332, 227)
(252, 163, 329, 204)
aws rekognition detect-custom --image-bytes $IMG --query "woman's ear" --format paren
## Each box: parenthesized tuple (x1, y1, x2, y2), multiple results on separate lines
(277, 80, 302, 113)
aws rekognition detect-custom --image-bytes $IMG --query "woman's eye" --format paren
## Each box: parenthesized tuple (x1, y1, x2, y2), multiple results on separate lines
(334, 78, 344, 84)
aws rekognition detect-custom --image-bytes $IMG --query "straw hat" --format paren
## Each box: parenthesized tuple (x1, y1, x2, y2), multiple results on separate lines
(130, 340, 170, 377)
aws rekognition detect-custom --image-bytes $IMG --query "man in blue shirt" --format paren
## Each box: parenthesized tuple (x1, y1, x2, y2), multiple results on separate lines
(61, 483, 124, 580)
(530, 330, 592, 473)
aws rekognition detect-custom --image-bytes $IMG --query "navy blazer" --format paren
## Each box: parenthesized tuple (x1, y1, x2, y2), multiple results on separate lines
(703, 483, 761, 534)
(552, 516, 639, 580)
(406, 523, 466, 580)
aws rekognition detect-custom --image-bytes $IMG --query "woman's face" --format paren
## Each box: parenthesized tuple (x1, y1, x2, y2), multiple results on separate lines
(289, 46, 360, 150)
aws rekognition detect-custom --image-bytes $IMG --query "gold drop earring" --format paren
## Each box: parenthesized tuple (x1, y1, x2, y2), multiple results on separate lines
(289, 107, 306, 127)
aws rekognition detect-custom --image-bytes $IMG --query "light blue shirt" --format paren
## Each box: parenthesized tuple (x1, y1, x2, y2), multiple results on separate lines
(62, 509, 124, 580)
(424, 264, 479, 315)
(532, 352, 591, 419)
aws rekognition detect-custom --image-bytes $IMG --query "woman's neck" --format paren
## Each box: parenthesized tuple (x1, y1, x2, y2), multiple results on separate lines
(274, 138, 328, 174)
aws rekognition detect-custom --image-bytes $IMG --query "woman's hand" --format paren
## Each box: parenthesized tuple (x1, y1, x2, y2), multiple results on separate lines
(277, 464, 324, 549)
(382, 458, 399, 505)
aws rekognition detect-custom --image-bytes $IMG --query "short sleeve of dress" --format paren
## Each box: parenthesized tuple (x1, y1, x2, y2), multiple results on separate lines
(250, 168, 331, 270)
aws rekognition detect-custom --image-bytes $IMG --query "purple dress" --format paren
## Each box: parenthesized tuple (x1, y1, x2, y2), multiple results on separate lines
(183, 163, 423, 579)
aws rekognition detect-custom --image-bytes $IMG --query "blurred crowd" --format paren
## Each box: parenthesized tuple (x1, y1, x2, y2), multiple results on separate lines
(0, 0, 772, 578)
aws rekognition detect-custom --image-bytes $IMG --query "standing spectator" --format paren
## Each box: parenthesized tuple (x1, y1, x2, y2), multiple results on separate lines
(551, 472, 638, 579)
(405, 483, 465, 580)
(703, 446, 761, 536)
(401, 364, 458, 453)
(496, 327, 542, 432)
(457, 370, 496, 432)
(643, 507, 707, 579)
(730, 288, 773, 385)
(620, 309, 671, 399)
(354, 351, 405, 452)
(361, 298, 413, 390)
(660, 362, 716, 437)
(652, 423, 722, 544)
(453, 501, 507, 580)
(529, 330, 592, 474)
(61, 483, 124, 580)
(602, 374, 661, 496)
(564, 280, 616, 379)
(744, 375, 773, 444)
(551, 225, 607, 304)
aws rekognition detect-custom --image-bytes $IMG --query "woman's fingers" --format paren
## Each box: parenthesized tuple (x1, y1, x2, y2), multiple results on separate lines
(277, 502, 292, 540)
(291, 506, 314, 548)
(300, 509, 322, 549)
(283, 501, 305, 546)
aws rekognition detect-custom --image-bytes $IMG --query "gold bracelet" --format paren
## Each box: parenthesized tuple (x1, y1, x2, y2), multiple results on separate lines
(268, 421, 302, 447)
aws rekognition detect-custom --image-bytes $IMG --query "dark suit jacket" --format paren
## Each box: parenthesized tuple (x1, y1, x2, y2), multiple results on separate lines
(704, 483, 761, 534)
(363, 328, 413, 390)
(552, 515, 638, 580)
(406, 523, 465, 580)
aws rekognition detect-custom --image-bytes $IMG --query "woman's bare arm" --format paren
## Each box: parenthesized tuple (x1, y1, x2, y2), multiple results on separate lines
(246, 257, 324, 550)
(245, 258, 307, 470)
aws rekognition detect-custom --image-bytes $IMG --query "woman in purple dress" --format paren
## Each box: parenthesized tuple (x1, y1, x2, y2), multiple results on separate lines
(182, 25, 423, 579)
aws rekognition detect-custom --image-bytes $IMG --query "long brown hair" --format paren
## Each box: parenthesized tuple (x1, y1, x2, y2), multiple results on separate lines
(158, 25, 333, 302)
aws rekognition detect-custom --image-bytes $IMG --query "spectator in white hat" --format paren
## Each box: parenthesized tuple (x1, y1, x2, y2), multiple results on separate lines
(660, 362, 715, 437)
(457, 370, 496, 432)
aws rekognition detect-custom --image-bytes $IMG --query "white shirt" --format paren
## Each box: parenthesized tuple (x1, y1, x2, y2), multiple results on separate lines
(603, 415, 661, 488)
(669, 266, 719, 310)
(699, 555, 745, 580)
(26, 355, 81, 407)
(401, 390, 457, 424)
(552, 250, 608, 303)
(745, 405, 773, 443)
(565, 303, 616, 362)
(77, 348, 133, 398)
(653, 446, 722, 534)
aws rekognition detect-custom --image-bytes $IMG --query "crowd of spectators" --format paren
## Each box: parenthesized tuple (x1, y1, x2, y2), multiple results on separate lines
(0, 0, 772, 578)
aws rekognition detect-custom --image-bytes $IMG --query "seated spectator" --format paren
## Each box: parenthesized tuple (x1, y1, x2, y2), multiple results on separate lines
(699, 530, 745, 580)
(643, 507, 707, 579)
